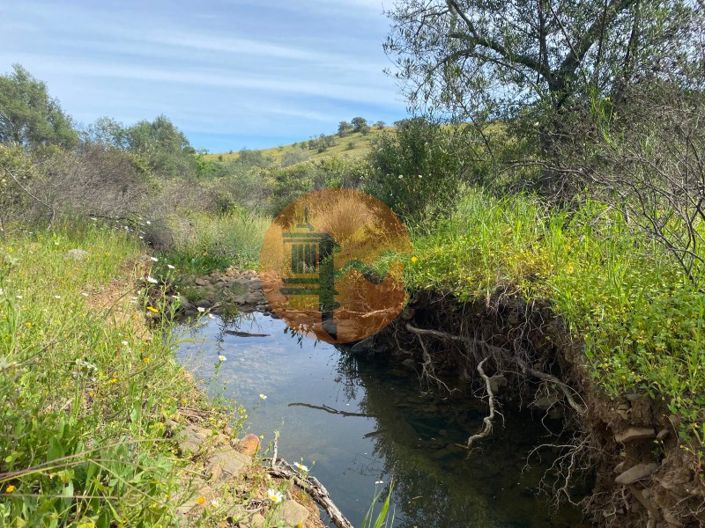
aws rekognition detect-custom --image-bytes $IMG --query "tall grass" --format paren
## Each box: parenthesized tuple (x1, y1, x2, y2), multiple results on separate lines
(407, 189, 705, 443)
(0, 222, 194, 525)
(162, 209, 270, 275)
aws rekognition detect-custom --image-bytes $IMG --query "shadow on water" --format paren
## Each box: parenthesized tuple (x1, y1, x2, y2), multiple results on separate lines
(174, 312, 588, 528)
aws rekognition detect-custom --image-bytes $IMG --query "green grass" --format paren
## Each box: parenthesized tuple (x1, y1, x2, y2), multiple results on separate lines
(205, 128, 385, 165)
(156, 209, 270, 277)
(0, 222, 197, 526)
(406, 189, 705, 444)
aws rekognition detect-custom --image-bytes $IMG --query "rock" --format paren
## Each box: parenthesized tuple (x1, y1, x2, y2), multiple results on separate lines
(249, 513, 266, 528)
(615, 463, 659, 485)
(237, 434, 261, 456)
(194, 277, 209, 286)
(273, 500, 309, 527)
(66, 249, 88, 260)
(175, 424, 209, 456)
(177, 295, 193, 310)
(245, 292, 265, 304)
(401, 358, 416, 371)
(195, 298, 212, 309)
(615, 427, 656, 443)
(206, 449, 250, 482)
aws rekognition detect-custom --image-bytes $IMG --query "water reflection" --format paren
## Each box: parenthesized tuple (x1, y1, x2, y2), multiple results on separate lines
(175, 313, 587, 528)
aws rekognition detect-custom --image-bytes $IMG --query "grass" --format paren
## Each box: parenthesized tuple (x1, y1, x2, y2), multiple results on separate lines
(0, 221, 198, 526)
(156, 209, 270, 277)
(406, 189, 705, 444)
(204, 128, 385, 165)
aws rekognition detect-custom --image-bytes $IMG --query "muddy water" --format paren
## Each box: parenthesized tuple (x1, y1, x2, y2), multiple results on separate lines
(175, 313, 588, 528)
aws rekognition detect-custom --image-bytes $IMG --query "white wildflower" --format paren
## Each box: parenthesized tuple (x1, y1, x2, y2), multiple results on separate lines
(267, 489, 284, 504)
(150, 257, 158, 262)
(293, 462, 309, 472)
(217, 355, 226, 362)
(259, 393, 267, 400)
(121, 340, 129, 346)
(197, 306, 206, 313)
(167, 264, 175, 270)
(146, 276, 158, 284)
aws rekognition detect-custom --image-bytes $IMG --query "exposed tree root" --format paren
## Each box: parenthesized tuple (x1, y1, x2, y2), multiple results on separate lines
(465, 357, 498, 449)
(343, 290, 705, 527)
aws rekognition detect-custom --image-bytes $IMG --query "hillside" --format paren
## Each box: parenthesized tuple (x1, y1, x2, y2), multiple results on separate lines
(205, 127, 387, 164)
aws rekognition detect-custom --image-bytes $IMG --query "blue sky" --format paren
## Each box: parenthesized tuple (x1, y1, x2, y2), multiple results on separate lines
(0, 0, 406, 151)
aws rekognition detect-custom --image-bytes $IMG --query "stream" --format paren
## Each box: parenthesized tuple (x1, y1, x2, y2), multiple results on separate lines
(174, 312, 588, 528)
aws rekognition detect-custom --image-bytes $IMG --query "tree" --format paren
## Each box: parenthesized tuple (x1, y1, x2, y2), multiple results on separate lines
(385, 0, 704, 188)
(374, 120, 385, 129)
(125, 115, 196, 177)
(337, 121, 353, 137)
(0, 65, 78, 148)
(365, 118, 479, 220)
(351, 117, 368, 133)
(83, 116, 128, 149)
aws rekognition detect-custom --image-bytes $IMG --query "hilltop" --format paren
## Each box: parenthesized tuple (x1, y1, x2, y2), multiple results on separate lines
(204, 125, 387, 165)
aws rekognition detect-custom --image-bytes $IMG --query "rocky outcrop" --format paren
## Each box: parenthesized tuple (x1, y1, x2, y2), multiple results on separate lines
(178, 268, 269, 317)
(168, 417, 322, 527)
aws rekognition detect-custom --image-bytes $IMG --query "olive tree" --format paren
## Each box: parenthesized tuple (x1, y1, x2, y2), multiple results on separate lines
(384, 0, 704, 191)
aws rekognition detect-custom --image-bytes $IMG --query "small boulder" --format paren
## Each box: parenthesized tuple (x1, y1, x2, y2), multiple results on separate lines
(615, 463, 659, 485)
(272, 500, 309, 527)
(236, 434, 260, 456)
(615, 427, 656, 443)
(206, 449, 250, 482)
(194, 277, 209, 286)
(175, 424, 209, 456)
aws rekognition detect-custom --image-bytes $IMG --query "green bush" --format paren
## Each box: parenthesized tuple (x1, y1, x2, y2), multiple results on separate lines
(365, 119, 480, 222)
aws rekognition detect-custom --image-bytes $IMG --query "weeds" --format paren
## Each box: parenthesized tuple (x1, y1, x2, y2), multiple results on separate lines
(0, 222, 194, 525)
(406, 189, 705, 440)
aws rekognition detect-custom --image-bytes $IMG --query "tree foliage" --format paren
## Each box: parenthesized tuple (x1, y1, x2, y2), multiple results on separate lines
(0, 65, 78, 148)
(385, 0, 703, 120)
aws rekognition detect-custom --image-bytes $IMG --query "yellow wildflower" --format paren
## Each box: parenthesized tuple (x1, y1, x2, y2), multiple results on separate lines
(410, 256, 418, 264)
(195, 495, 206, 506)
(5, 484, 15, 493)
(109, 377, 118, 384)
(146, 306, 159, 313)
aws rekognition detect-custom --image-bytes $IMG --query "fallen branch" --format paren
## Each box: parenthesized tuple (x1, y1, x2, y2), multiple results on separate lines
(266, 458, 354, 528)
(288, 402, 370, 418)
(465, 357, 497, 449)
(224, 330, 270, 337)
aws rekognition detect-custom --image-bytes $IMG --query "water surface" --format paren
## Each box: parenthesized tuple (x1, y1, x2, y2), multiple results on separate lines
(175, 313, 587, 528)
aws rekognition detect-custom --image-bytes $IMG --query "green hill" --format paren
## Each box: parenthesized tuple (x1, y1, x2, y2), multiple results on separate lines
(205, 127, 387, 164)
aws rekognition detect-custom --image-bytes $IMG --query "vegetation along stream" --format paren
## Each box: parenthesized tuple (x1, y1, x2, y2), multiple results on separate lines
(175, 312, 588, 528)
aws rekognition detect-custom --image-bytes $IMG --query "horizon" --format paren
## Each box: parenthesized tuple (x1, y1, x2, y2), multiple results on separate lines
(0, 0, 407, 152)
